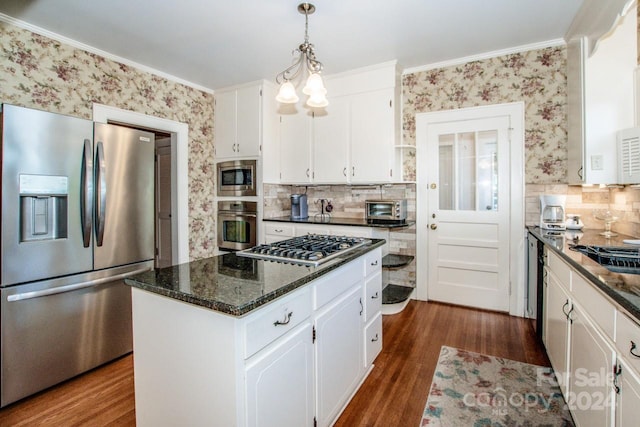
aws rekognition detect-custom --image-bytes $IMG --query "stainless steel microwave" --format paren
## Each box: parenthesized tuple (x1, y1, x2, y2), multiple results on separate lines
(365, 199, 407, 224)
(216, 160, 257, 197)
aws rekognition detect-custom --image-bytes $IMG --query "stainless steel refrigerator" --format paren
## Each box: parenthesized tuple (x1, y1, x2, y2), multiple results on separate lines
(0, 104, 155, 407)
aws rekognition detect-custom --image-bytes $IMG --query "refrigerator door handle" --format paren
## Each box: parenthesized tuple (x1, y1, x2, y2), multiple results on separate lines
(80, 138, 93, 248)
(6, 267, 151, 302)
(95, 141, 107, 246)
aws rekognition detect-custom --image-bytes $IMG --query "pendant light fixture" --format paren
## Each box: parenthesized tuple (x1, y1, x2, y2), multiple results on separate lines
(275, 3, 329, 108)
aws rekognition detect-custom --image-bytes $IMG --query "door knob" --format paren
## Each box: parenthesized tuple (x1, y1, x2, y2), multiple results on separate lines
(430, 224, 437, 230)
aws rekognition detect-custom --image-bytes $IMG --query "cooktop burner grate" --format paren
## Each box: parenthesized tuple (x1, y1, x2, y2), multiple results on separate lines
(237, 234, 370, 266)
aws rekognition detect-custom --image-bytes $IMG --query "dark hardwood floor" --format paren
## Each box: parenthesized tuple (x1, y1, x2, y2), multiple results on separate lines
(0, 301, 548, 426)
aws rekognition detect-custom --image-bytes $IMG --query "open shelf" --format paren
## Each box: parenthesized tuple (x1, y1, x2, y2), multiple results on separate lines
(382, 284, 413, 305)
(382, 254, 415, 269)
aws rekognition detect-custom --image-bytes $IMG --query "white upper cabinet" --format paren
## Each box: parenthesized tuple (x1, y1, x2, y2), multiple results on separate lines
(272, 61, 399, 185)
(214, 81, 277, 160)
(566, 6, 637, 184)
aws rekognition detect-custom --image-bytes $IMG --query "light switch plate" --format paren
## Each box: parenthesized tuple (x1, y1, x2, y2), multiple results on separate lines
(591, 155, 604, 171)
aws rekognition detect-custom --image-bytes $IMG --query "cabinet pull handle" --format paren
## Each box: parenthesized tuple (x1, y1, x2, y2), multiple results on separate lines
(359, 298, 363, 316)
(371, 292, 379, 299)
(613, 363, 622, 394)
(343, 167, 347, 177)
(306, 168, 310, 178)
(567, 305, 575, 324)
(273, 311, 293, 326)
(562, 300, 570, 319)
(371, 333, 379, 342)
(275, 229, 283, 233)
(352, 166, 355, 176)
(630, 341, 640, 358)
(371, 260, 378, 266)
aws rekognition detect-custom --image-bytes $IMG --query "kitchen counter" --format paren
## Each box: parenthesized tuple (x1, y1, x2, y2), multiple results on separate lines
(264, 215, 414, 229)
(125, 238, 386, 317)
(528, 227, 640, 322)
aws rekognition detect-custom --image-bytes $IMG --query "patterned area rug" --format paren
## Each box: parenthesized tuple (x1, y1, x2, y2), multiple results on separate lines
(421, 346, 574, 426)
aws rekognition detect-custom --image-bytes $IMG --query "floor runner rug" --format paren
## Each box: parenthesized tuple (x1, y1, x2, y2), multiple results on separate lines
(420, 346, 574, 426)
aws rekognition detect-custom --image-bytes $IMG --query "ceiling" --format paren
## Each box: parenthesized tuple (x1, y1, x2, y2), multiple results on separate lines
(0, 0, 584, 91)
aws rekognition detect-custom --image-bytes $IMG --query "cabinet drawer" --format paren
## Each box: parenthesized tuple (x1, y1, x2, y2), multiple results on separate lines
(364, 313, 382, 367)
(244, 288, 312, 359)
(546, 249, 571, 291)
(314, 262, 361, 310)
(364, 271, 382, 321)
(571, 273, 616, 340)
(264, 223, 294, 238)
(364, 248, 382, 277)
(616, 312, 640, 373)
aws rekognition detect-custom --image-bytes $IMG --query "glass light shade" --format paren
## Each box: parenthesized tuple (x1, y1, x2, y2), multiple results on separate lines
(302, 73, 327, 96)
(276, 81, 299, 103)
(306, 92, 329, 108)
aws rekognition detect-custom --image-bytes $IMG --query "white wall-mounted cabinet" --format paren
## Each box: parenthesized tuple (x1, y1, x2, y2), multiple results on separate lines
(270, 61, 399, 185)
(566, 7, 637, 184)
(214, 80, 278, 161)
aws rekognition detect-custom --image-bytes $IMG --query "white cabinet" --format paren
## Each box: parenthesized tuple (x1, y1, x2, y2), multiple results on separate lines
(273, 61, 399, 185)
(245, 322, 314, 427)
(615, 357, 640, 427)
(543, 266, 571, 397)
(566, 8, 637, 184)
(214, 81, 277, 160)
(315, 286, 364, 427)
(349, 88, 395, 183)
(568, 303, 615, 427)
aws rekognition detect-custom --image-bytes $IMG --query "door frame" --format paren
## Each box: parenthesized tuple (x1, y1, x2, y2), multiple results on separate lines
(415, 102, 525, 316)
(93, 104, 189, 265)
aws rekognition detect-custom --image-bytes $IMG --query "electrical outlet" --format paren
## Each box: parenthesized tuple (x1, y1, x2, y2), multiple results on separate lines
(591, 155, 604, 171)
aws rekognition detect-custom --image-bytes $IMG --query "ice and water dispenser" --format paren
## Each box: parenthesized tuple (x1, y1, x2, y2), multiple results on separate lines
(19, 174, 68, 242)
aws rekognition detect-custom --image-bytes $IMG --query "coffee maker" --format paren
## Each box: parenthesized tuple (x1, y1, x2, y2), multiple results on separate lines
(539, 195, 566, 231)
(290, 194, 308, 219)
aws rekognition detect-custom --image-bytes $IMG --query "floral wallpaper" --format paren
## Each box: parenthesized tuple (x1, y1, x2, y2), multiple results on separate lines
(0, 22, 215, 261)
(402, 46, 567, 184)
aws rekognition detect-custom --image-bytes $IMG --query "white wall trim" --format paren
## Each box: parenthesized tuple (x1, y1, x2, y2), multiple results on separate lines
(92, 104, 190, 265)
(415, 102, 525, 316)
(403, 39, 566, 75)
(0, 12, 214, 95)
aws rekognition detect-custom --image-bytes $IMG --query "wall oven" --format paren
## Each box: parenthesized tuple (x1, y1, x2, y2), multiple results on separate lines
(216, 160, 257, 197)
(217, 201, 257, 251)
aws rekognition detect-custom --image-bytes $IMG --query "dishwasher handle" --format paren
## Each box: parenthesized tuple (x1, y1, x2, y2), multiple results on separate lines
(6, 267, 151, 302)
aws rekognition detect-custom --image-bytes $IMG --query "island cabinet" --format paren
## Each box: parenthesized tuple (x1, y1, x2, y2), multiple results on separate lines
(130, 247, 383, 427)
(541, 247, 639, 426)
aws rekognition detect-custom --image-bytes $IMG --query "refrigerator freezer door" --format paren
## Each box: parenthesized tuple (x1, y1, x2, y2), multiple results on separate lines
(1, 105, 94, 286)
(0, 261, 151, 407)
(93, 123, 155, 270)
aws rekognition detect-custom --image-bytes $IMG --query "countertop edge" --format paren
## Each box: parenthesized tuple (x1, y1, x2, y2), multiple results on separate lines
(125, 239, 386, 317)
(527, 227, 640, 323)
(263, 216, 415, 229)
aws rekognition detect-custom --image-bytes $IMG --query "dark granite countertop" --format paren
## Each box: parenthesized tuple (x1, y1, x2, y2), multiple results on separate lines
(264, 216, 415, 229)
(125, 239, 386, 317)
(528, 226, 640, 322)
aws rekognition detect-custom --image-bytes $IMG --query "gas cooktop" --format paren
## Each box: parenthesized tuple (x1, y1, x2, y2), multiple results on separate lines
(237, 234, 370, 266)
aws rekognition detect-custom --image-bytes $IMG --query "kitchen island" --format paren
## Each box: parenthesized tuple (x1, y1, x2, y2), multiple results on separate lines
(125, 239, 385, 427)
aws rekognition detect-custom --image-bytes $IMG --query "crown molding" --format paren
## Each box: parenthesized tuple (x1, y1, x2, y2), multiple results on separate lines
(0, 13, 215, 94)
(402, 39, 566, 75)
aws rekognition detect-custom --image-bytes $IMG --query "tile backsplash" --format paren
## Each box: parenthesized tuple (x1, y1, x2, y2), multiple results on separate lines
(526, 184, 640, 237)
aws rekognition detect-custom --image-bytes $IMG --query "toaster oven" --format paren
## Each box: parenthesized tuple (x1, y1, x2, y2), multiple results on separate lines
(365, 200, 407, 224)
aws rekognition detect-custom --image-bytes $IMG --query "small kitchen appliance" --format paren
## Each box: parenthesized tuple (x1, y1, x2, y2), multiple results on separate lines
(216, 159, 257, 197)
(539, 195, 566, 231)
(365, 199, 407, 224)
(291, 194, 309, 219)
(565, 213, 584, 230)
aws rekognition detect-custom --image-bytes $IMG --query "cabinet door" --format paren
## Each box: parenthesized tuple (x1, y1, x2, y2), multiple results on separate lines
(245, 322, 314, 427)
(544, 270, 571, 398)
(280, 103, 312, 183)
(569, 303, 615, 427)
(236, 85, 261, 157)
(315, 286, 364, 427)
(350, 88, 394, 183)
(214, 90, 238, 159)
(313, 96, 350, 183)
(616, 357, 640, 427)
